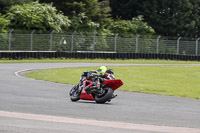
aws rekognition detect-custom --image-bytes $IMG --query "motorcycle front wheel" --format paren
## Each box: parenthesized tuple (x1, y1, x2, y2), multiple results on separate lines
(70, 85, 81, 102)
(94, 87, 113, 103)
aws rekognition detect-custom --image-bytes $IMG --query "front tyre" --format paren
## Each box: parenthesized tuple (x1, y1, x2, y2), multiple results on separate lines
(70, 85, 81, 102)
(95, 87, 113, 104)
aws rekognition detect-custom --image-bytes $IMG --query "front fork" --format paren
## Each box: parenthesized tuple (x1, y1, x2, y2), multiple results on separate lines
(78, 76, 85, 93)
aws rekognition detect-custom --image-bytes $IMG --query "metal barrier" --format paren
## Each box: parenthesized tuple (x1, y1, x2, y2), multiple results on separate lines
(0, 30, 200, 56)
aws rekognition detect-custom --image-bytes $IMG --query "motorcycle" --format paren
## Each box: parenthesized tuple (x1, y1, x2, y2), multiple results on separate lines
(69, 74, 123, 103)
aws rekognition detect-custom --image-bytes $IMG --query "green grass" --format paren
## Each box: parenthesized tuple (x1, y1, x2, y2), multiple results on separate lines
(25, 65, 200, 99)
(1, 58, 200, 64)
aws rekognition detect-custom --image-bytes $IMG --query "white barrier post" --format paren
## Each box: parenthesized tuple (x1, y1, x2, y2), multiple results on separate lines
(8, 29, 14, 51)
(30, 30, 35, 51)
(177, 37, 181, 54)
(136, 35, 140, 53)
(93, 31, 97, 52)
(50, 30, 55, 51)
(195, 38, 200, 55)
(156, 36, 161, 54)
(114, 33, 119, 52)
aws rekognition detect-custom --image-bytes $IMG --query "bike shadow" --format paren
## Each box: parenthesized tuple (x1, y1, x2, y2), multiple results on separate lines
(76, 100, 114, 105)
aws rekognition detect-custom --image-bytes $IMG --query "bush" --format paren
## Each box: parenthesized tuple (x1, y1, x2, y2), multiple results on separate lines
(6, 2, 71, 32)
(108, 16, 155, 37)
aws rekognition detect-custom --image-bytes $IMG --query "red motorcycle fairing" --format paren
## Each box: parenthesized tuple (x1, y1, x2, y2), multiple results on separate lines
(101, 79, 124, 90)
(80, 91, 94, 100)
(80, 80, 94, 100)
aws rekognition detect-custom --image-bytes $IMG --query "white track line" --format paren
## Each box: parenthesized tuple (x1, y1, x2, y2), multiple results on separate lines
(15, 69, 31, 78)
(15, 69, 38, 78)
(0, 111, 199, 133)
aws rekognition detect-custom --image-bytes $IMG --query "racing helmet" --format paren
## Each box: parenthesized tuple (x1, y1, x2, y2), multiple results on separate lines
(105, 69, 114, 74)
(97, 66, 107, 74)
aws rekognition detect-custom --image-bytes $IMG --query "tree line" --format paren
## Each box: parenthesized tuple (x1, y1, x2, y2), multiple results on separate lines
(0, 0, 199, 37)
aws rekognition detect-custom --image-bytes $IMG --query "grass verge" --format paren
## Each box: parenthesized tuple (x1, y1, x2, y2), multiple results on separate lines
(25, 65, 200, 99)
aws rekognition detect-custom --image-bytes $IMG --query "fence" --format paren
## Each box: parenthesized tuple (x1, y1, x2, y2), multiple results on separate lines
(0, 30, 200, 56)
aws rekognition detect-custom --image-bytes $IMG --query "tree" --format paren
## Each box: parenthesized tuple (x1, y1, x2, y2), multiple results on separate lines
(39, 0, 102, 18)
(0, 13, 9, 50)
(0, 13, 9, 31)
(68, 13, 100, 33)
(109, 0, 141, 20)
(6, 2, 71, 32)
(109, 0, 200, 37)
(142, 0, 200, 37)
(0, 0, 34, 14)
(39, 0, 112, 33)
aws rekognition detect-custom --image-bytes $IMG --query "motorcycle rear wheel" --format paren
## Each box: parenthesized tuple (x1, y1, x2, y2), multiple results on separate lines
(95, 87, 113, 103)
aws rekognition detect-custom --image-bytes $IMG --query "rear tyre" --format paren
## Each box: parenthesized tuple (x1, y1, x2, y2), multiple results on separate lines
(70, 85, 81, 102)
(95, 87, 113, 104)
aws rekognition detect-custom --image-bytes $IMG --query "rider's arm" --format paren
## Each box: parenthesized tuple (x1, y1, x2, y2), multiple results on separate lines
(98, 73, 107, 78)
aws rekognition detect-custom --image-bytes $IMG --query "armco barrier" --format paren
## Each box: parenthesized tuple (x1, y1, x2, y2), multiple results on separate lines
(0, 51, 200, 61)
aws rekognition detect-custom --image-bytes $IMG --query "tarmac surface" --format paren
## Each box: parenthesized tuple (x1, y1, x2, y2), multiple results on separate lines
(0, 63, 200, 133)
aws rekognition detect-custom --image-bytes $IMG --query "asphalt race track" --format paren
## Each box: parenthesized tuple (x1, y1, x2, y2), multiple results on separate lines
(0, 63, 200, 133)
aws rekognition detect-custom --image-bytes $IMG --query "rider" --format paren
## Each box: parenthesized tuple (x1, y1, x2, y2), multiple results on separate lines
(80, 66, 108, 82)
(84, 66, 107, 94)
(84, 66, 115, 94)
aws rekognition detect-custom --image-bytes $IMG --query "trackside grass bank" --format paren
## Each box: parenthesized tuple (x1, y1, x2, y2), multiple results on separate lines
(25, 64, 200, 99)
